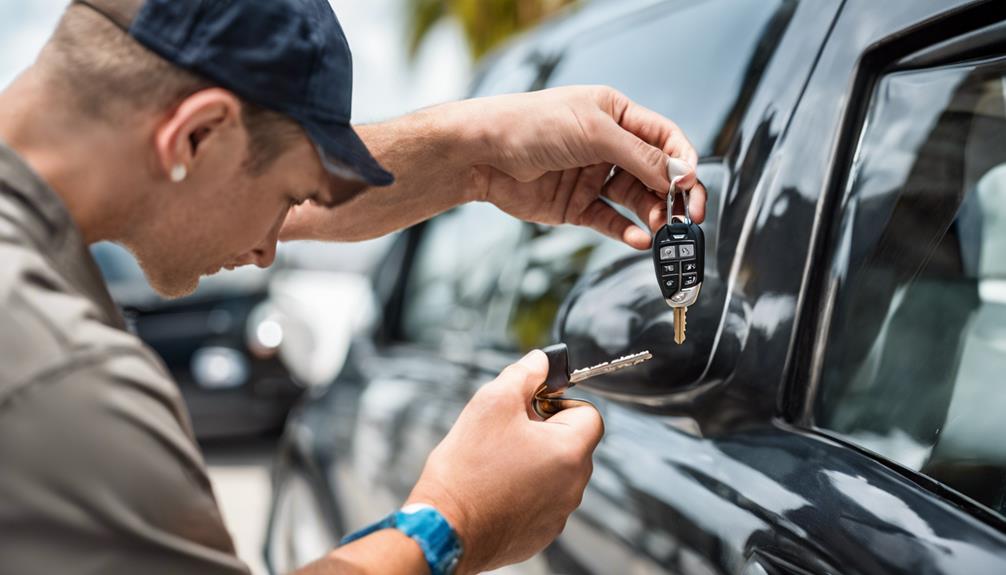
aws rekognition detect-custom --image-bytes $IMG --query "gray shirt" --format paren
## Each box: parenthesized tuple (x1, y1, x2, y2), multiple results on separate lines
(0, 142, 249, 574)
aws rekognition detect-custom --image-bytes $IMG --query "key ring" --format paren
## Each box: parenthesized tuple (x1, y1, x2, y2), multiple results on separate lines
(532, 384, 595, 419)
(667, 164, 692, 225)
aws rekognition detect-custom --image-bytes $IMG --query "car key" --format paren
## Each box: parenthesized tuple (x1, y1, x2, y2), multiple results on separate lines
(532, 343, 652, 418)
(652, 163, 705, 344)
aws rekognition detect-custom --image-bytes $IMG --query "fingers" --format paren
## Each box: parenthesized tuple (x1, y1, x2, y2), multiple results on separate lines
(563, 163, 614, 222)
(687, 180, 708, 225)
(613, 96, 699, 167)
(546, 404, 605, 451)
(578, 199, 651, 249)
(595, 117, 677, 194)
(591, 92, 696, 210)
(601, 168, 664, 235)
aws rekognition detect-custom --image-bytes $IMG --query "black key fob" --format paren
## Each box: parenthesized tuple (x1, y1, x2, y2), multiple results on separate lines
(652, 218, 704, 306)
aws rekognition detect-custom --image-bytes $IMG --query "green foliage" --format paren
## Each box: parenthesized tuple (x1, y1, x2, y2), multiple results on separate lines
(406, 0, 578, 61)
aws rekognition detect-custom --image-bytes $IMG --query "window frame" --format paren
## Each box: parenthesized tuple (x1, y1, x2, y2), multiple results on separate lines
(790, 13, 1006, 530)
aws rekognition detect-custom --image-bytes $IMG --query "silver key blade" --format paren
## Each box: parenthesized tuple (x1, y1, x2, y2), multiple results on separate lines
(568, 351, 653, 384)
(674, 307, 687, 344)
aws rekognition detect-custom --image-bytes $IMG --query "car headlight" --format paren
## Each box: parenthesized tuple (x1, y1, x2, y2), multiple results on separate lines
(191, 346, 249, 389)
(247, 302, 286, 359)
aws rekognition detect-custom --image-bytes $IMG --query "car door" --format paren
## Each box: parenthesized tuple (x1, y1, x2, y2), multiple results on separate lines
(327, 202, 529, 523)
(784, 0, 1006, 569)
(547, 1, 1006, 574)
(512, 0, 842, 572)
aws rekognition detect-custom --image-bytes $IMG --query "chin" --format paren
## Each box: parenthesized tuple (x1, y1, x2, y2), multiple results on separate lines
(124, 244, 204, 299)
(146, 271, 201, 300)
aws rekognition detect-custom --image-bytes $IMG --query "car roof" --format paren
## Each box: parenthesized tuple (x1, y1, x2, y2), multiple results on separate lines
(471, 0, 676, 94)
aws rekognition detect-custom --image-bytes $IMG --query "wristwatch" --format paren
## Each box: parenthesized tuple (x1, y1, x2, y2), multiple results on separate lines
(340, 503, 463, 575)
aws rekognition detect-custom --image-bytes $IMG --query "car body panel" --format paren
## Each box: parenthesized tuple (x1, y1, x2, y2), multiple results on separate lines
(266, 0, 1006, 572)
(551, 0, 1006, 572)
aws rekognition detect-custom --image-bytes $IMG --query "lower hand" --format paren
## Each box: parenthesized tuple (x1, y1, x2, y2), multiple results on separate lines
(406, 351, 604, 574)
(469, 85, 707, 250)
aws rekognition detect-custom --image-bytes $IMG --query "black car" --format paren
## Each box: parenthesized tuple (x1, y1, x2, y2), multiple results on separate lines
(266, 0, 1006, 573)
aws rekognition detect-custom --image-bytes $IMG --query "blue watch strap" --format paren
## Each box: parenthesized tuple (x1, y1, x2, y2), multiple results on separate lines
(341, 504, 463, 575)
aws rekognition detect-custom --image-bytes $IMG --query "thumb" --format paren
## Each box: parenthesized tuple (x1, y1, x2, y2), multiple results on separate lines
(492, 349, 549, 406)
(546, 403, 605, 451)
(667, 157, 698, 190)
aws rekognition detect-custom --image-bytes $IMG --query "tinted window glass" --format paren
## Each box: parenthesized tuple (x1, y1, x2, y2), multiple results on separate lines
(544, 0, 796, 156)
(485, 226, 635, 352)
(816, 58, 1006, 516)
(401, 203, 525, 346)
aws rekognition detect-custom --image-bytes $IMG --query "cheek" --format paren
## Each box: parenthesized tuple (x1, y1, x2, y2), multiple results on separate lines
(225, 184, 291, 244)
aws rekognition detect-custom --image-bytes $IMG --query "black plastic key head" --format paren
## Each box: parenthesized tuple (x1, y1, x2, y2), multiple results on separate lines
(541, 343, 571, 395)
(652, 220, 705, 305)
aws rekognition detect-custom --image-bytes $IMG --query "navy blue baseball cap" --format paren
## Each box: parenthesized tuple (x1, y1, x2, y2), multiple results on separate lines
(74, 0, 394, 187)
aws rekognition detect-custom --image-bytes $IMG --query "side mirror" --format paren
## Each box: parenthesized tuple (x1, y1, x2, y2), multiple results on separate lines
(267, 271, 380, 389)
(553, 163, 743, 403)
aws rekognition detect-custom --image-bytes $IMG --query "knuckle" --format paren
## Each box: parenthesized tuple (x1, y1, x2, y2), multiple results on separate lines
(500, 362, 532, 384)
(566, 208, 587, 227)
(639, 140, 665, 168)
(596, 85, 621, 103)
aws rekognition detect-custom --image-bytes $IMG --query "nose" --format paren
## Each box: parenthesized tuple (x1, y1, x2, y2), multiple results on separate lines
(236, 244, 276, 269)
(235, 214, 283, 269)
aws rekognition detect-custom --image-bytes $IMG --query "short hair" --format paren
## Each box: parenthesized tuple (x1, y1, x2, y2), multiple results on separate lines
(40, 4, 303, 176)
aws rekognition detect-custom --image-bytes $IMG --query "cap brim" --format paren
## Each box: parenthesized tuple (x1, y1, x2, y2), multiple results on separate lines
(300, 115, 395, 187)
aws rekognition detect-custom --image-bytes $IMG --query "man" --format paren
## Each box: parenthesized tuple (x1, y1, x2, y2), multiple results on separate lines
(0, 1, 705, 574)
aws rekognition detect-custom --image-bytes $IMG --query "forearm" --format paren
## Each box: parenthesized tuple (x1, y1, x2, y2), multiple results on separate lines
(294, 530, 428, 575)
(281, 101, 490, 242)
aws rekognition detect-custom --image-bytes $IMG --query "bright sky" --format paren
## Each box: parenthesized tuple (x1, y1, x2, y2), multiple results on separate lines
(0, 0, 472, 121)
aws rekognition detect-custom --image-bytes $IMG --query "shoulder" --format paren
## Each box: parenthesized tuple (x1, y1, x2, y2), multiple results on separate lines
(0, 238, 247, 573)
(0, 237, 150, 396)
(0, 353, 248, 574)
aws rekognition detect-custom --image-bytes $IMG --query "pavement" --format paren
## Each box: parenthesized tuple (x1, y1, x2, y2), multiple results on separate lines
(204, 438, 278, 575)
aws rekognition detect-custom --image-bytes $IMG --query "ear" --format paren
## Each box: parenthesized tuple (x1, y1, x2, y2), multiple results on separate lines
(154, 88, 243, 181)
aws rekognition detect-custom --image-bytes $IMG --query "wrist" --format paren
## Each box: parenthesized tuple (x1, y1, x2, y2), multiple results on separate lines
(342, 502, 465, 575)
(329, 528, 427, 574)
(405, 488, 482, 574)
(432, 99, 494, 204)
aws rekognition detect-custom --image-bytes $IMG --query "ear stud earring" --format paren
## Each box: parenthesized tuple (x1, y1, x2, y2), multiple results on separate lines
(170, 164, 188, 183)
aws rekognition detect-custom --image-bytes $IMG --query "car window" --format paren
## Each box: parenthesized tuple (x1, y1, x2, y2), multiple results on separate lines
(543, 0, 796, 157)
(483, 225, 636, 352)
(815, 57, 1006, 516)
(400, 203, 525, 347)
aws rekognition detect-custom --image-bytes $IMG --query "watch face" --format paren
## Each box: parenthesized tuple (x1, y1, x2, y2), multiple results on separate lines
(394, 505, 463, 575)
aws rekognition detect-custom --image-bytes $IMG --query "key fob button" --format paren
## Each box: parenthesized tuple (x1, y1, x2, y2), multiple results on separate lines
(663, 277, 679, 291)
(660, 263, 679, 276)
(682, 273, 699, 288)
(678, 244, 695, 258)
(682, 260, 697, 273)
(659, 246, 677, 261)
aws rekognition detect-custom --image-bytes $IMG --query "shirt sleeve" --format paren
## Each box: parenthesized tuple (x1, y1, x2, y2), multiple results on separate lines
(0, 347, 251, 575)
